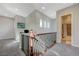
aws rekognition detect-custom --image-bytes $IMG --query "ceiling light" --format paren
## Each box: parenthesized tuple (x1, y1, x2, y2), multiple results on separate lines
(15, 8, 18, 11)
(41, 7, 45, 10)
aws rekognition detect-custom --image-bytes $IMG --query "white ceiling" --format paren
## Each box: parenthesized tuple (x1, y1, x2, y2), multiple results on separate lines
(0, 3, 75, 19)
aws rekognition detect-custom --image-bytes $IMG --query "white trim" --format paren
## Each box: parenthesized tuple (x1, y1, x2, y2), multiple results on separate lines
(72, 44, 79, 47)
(57, 11, 73, 45)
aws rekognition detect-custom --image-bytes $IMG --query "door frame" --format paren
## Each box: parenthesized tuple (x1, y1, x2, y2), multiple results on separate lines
(61, 14, 72, 45)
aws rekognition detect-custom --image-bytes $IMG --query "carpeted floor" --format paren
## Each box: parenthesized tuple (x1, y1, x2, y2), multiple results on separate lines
(42, 43, 79, 56)
(0, 39, 25, 56)
(0, 39, 79, 56)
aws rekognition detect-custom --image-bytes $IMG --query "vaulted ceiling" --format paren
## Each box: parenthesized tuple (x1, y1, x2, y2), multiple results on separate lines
(0, 3, 75, 19)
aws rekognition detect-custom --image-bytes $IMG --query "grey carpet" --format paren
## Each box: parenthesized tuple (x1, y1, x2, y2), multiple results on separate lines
(0, 39, 25, 56)
(43, 43, 79, 56)
(0, 39, 79, 56)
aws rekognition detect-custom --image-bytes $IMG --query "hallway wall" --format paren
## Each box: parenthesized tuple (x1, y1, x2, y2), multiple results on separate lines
(57, 4, 79, 47)
(25, 10, 57, 34)
(14, 15, 26, 42)
(0, 16, 15, 39)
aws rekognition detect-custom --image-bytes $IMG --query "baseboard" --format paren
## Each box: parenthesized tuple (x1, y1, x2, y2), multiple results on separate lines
(72, 44, 79, 47)
(0, 38, 15, 40)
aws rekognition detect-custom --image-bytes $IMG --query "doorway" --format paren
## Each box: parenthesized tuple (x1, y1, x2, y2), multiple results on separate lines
(61, 14, 72, 45)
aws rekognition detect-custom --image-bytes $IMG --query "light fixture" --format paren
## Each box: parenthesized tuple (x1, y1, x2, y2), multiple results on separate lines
(15, 8, 18, 11)
(41, 6, 45, 10)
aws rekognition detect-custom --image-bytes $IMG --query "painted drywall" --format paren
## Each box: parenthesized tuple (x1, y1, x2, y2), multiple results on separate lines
(14, 15, 26, 42)
(0, 16, 15, 39)
(25, 10, 57, 48)
(57, 4, 79, 47)
(25, 11, 36, 30)
(25, 10, 57, 34)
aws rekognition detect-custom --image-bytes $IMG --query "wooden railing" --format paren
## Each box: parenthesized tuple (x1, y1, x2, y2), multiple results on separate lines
(21, 32, 56, 56)
(32, 36, 46, 56)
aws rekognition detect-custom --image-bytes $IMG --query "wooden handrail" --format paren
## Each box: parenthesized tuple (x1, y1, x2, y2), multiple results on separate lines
(21, 32, 56, 56)
(37, 32, 57, 35)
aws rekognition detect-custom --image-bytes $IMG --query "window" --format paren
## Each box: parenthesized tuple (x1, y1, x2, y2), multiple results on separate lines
(44, 20, 47, 28)
(40, 19, 50, 28)
(40, 19, 43, 28)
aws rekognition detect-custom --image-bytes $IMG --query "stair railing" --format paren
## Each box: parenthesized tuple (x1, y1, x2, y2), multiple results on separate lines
(21, 32, 56, 56)
(33, 35, 46, 56)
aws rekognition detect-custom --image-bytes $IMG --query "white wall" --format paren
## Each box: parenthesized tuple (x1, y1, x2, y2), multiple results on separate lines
(0, 15, 26, 41)
(14, 15, 26, 42)
(25, 10, 57, 34)
(35, 11, 57, 33)
(0, 16, 15, 39)
(57, 4, 79, 47)
(25, 11, 36, 30)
